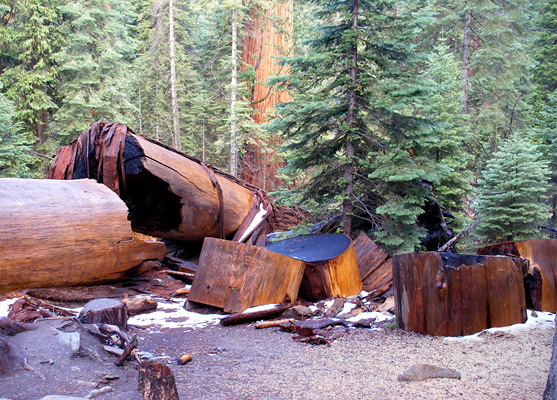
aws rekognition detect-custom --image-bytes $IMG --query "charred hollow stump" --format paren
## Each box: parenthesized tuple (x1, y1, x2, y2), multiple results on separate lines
(477, 239, 557, 313)
(266, 234, 362, 302)
(392, 252, 527, 336)
(0, 178, 166, 293)
(78, 299, 128, 330)
(138, 362, 180, 400)
(188, 238, 306, 313)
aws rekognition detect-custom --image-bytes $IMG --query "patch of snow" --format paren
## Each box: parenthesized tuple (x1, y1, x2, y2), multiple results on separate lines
(128, 298, 224, 329)
(242, 303, 279, 313)
(347, 311, 395, 324)
(339, 302, 357, 315)
(0, 297, 20, 317)
(309, 305, 319, 313)
(444, 310, 555, 341)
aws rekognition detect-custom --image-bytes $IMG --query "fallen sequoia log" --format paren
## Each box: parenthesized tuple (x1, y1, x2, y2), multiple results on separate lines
(188, 238, 306, 313)
(266, 234, 362, 301)
(477, 239, 557, 313)
(0, 178, 166, 293)
(392, 252, 527, 336)
(48, 120, 307, 244)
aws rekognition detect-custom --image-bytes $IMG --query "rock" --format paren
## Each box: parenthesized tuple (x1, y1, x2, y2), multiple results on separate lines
(398, 364, 461, 382)
(38, 396, 87, 400)
(56, 331, 81, 353)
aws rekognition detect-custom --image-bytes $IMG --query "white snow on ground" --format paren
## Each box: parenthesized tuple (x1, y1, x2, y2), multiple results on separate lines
(347, 310, 395, 324)
(242, 303, 279, 313)
(128, 297, 225, 330)
(0, 297, 19, 317)
(444, 309, 555, 341)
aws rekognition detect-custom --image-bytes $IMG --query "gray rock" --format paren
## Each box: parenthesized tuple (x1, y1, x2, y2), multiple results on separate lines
(37, 396, 87, 400)
(56, 331, 80, 353)
(398, 363, 461, 382)
(85, 386, 113, 399)
(282, 305, 313, 320)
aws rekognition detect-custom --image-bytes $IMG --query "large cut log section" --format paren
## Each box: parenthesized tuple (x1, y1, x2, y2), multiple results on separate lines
(0, 178, 166, 293)
(477, 239, 557, 313)
(266, 234, 362, 301)
(188, 238, 306, 313)
(392, 252, 527, 336)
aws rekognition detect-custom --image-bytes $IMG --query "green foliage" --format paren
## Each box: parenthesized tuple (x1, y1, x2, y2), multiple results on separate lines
(475, 134, 551, 242)
(0, 86, 33, 177)
(533, 0, 557, 98)
(53, 0, 138, 141)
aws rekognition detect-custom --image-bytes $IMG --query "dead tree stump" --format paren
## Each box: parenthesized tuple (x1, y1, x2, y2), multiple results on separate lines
(78, 298, 128, 330)
(392, 252, 527, 336)
(477, 239, 557, 312)
(266, 234, 362, 301)
(138, 362, 180, 400)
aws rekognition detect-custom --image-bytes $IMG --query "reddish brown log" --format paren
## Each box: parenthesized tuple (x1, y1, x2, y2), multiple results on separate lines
(392, 252, 527, 336)
(267, 234, 362, 302)
(188, 238, 306, 313)
(220, 304, 291, 326)
(477, 239, 557, 312)
(352, 232, 392, 297)
(0, 178, 165, 293)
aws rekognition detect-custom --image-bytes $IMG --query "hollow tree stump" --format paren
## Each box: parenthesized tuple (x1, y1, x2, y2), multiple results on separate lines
(392, 252, 527, 336)
(477, 239, 557, 312)
(78, 298, 128, 330)
(138, 362, 180, 400)
(188, 238, 306, 313)
(266, 234, 362, 302)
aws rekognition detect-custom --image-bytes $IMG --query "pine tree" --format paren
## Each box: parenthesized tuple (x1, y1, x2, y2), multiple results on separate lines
(0, 85, 33, 177)
(54, 0, 138, 141)
(475, 134, 551, 242)
(270, 0, 440, 252)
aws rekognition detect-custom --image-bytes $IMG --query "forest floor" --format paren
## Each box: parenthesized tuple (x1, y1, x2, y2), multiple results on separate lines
(0, 294, 554, 400)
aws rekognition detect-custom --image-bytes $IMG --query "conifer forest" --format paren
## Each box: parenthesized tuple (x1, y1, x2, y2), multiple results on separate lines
(1, 0, 556, 254)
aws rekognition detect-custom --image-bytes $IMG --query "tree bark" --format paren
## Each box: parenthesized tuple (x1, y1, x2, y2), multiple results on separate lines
(461, 9, 471, 114)
(138, 362, 180, 400)
(169, 0, 180, 150)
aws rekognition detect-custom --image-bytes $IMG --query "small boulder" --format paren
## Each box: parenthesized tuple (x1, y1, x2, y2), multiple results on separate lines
(398, 363, 461, 382)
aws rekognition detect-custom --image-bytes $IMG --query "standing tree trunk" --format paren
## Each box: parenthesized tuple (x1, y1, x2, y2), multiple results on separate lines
(461, 9, 471, 115)
(230, 8, 238, 176)
(240, 0, 293, 190)
(342, 0, 358, 237)
(169, 0, 180, 150)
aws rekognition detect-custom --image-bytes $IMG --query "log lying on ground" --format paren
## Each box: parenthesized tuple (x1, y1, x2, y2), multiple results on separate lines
(477, 239, 557, 312)
(352, 232, 392, 297)
(48, 121, 307, 244)
(0, 179, 166, 293)
(266, 234, 362, 301)
(188, 238, 306, 313)
(392, 252, 527, 336)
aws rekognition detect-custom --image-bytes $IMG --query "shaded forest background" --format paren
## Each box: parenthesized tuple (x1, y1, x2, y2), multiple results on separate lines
(0, 0, 555, 253)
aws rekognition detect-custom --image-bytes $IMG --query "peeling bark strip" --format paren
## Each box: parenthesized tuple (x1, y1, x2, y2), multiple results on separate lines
(0, 178, 166, 293)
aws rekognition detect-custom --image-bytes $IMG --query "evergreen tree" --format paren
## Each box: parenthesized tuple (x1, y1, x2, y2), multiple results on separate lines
(270, 0, 441, 252)
(532, 0, 557, 98)
(417, 38, 472, 218)
(54, 0, 138, 141)
(0, 85, 33, 177)
(475, 134, 551, 242)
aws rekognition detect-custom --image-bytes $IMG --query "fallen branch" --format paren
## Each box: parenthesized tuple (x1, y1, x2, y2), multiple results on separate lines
(437, 221, 480, 252)
(23, 358, 45, 380)
(220, 304, 291, 326)
(254, 318, 294, 329)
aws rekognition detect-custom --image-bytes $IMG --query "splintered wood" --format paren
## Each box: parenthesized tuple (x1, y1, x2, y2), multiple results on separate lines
(477, 239, 557, 312)
(352, 232, 392, 297)
(392, 252, 527, 336)
(266, 234, 362, 301)
(0, 178, 165, 293)
(188, 238, 306, 313)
